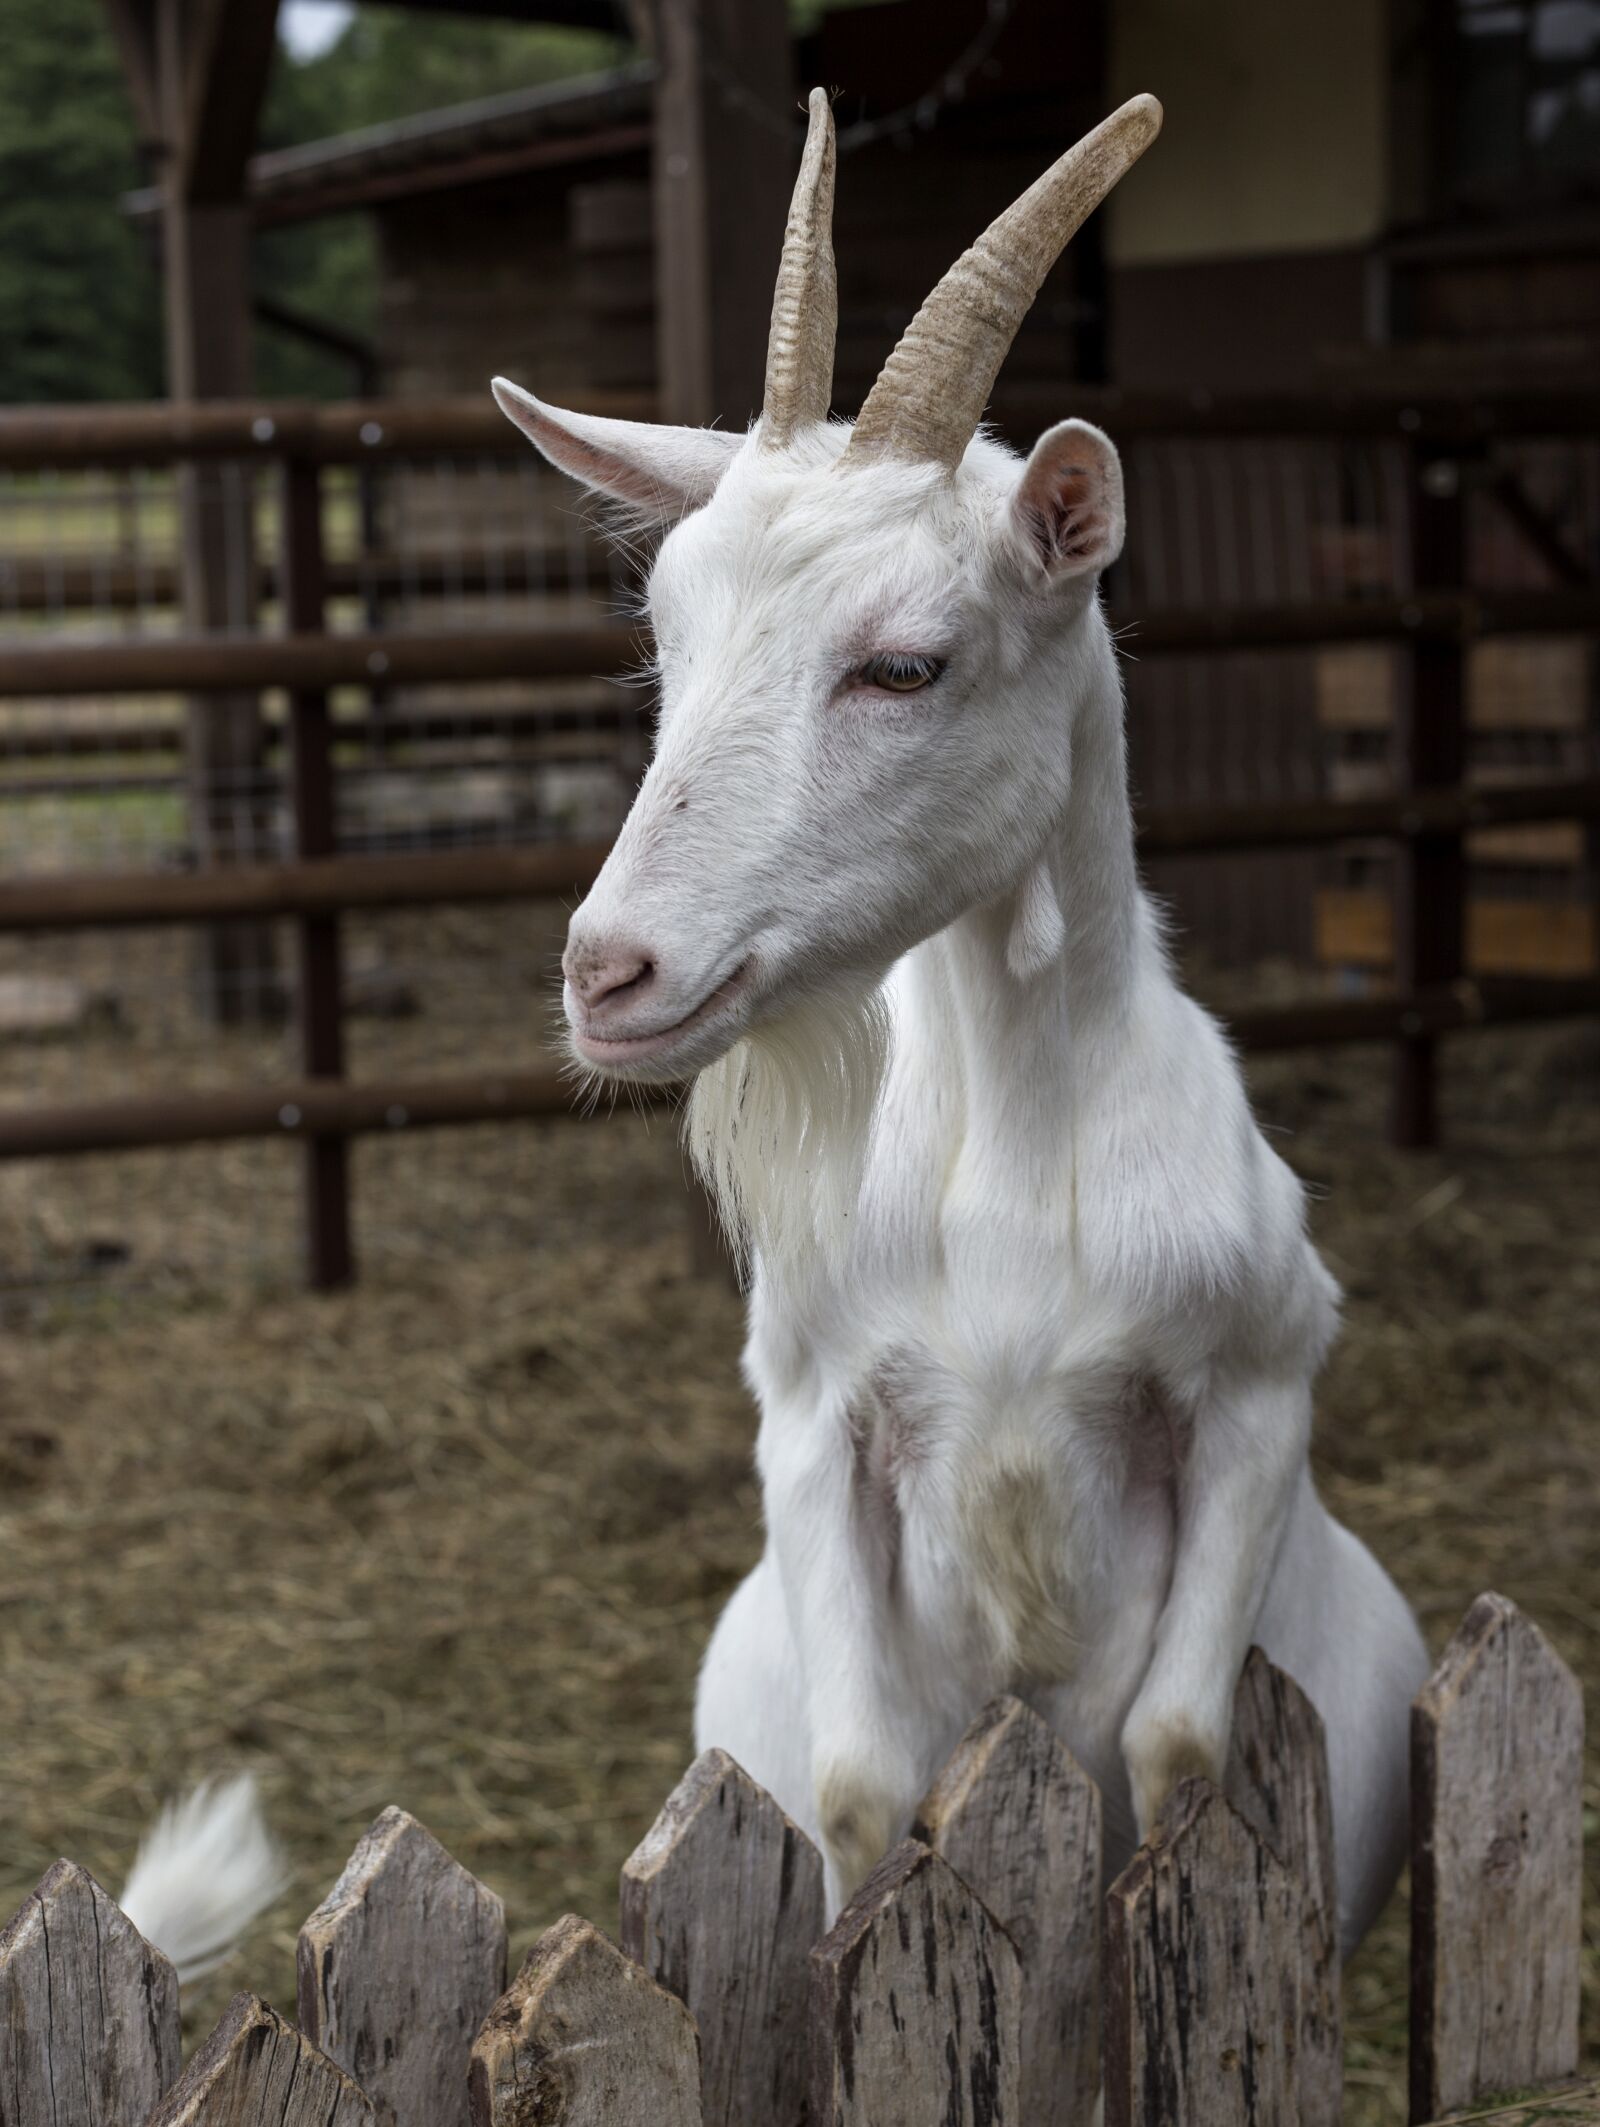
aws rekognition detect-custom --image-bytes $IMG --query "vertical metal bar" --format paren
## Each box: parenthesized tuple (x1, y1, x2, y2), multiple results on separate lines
(1393, 439, 1469, 1147)
(281, 454, 355, 1288)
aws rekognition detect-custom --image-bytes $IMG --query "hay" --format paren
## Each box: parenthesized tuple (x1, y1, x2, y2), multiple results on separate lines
(0, 1006, 1596, 2126)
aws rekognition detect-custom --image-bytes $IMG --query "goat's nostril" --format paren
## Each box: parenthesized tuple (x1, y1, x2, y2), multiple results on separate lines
(599, 958, 654, 1005)
(570, 951, 655, 1011)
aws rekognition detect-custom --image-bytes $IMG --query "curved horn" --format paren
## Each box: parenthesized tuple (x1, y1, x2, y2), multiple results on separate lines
(841, 94, 1162, 472)
(761, 87, 838, 448)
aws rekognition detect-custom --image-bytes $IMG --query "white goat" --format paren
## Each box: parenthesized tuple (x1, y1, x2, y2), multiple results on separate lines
(493, 89, 1428, 1954)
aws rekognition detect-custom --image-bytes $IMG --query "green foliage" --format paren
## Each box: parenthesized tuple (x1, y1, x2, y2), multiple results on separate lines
(0, 0, 162, 405)
(0, 0, 632, 405)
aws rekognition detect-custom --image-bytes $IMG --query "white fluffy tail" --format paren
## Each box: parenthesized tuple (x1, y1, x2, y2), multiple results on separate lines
(119, 1774, 285, 1985)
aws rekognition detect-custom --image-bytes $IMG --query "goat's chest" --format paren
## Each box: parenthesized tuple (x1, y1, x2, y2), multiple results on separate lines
(750, 1257, 1181, 1686)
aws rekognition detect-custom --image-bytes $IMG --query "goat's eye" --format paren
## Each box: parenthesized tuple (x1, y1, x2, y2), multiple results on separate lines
(855, 653, 946, 694)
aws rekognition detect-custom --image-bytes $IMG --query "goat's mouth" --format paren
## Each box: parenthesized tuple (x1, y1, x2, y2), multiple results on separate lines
(569, 959, 755, 1078)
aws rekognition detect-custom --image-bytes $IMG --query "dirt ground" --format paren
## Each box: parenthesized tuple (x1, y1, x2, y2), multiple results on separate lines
(0, 1009, 1596, 2125)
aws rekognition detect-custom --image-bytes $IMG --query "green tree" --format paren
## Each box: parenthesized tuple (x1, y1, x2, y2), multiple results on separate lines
(0, 0, 162, 403)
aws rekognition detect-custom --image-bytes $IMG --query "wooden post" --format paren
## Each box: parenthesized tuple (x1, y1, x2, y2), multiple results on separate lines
(147, 1992, 376, 2125)
(1103, 1779, 1309, 2127)
(913, 1696, 1102, 2127)
(297, 1806, 508, 2127)
(620, 1748, 824, 2127)
(651, 0, 796, 428)
(281, 454, 354, 1288)
(1410, 1592, 1584, 2124)
(153, 0, 282, 1024)
(1394, 433, 1469, 1146)
(470, 1913, 702, 2127)
(1224, 1649, 1341, 2127)
(0, 1859, 180, 2127)
(809, 1838, 1021, 2127)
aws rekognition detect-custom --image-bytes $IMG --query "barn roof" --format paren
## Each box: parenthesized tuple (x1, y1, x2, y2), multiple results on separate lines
(125, 59, 654, 227)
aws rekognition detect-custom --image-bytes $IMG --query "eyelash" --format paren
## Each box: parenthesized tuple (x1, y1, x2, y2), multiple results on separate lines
(854, 653, 947, 695)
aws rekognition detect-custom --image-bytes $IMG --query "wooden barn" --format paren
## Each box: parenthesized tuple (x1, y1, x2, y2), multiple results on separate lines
(110, 0, 1598, 978)
(118, 1, 1600, 411)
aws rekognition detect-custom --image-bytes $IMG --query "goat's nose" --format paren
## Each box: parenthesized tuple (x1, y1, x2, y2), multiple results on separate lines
(563, 940, 655, 1012)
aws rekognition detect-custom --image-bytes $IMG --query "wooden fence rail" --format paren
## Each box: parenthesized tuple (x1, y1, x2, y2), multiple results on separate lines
(0, 1592, 1588, 2127)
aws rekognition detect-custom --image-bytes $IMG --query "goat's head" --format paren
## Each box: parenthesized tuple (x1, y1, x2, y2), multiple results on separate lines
(495, 90, 1160, 1085)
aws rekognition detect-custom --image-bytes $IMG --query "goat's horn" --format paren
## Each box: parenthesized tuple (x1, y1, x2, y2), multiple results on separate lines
(840, 94, 1162, 472)
(761, 88, 838, 448)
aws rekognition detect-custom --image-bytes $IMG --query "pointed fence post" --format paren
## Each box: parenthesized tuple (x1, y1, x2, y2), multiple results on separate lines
(146, 1992, 376, 2125)
(298, 1805, 508, 2127)
(0, 1859, 181, 2127)
(809, 1837, 1022, 2127)
(1225, 1648, 1341, 2127)
(620, 1747, 824, 2127)
(1410, 1592, 1584, 2124)
(469, 1913, 702, 2127)
(1104, 1778, 1306, 2127)
(912, 1696, 1101, 2127)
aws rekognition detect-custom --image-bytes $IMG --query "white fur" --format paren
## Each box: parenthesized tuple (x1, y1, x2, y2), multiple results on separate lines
(119, 1774, 283, 1984)
(501, 393, 1431, 1956)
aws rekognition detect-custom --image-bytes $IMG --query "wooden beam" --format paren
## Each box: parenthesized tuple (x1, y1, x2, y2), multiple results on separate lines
(152, 0, 281, 1020)
(100, 0, 162, 147)
(652, 0, 795, 426)
(179, 0, 281, 203)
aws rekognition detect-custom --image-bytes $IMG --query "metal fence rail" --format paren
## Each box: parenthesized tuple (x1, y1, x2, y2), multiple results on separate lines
(1, 388, 1596, 1290)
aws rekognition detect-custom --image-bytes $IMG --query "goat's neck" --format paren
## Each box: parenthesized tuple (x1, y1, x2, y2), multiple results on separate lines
(921, 660, 1148, 1178)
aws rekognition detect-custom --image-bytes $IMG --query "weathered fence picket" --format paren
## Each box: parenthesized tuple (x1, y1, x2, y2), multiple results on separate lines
(146, 1992, 375, 2125)
(809, 1837, 1022, 2127)
(620, 1747, 825, 2127)
(297, 1805, 508, 2127)
(912, 1694, 1102, 2127)
(0, 1586, 1586, 2127)
(1224, 1647, 1342, 2126)
(468, 1913, 702, 2127)
(0, 1859, 179, 2127)
(1410, 1591, 1585, 2124)
(1103, 1777, 1308, 2127)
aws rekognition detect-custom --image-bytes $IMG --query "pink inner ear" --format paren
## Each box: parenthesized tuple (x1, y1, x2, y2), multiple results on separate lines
(537, 424, 663, 509)
(1029, 461, 1105, 567)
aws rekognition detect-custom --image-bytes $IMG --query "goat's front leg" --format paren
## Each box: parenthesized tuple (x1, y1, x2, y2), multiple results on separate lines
(1120, 1368, 1311, 1838)
(760, 1396, 930, 1911)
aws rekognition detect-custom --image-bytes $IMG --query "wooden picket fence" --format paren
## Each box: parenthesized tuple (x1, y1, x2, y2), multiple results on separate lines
(0, 1591, 1590, 2126)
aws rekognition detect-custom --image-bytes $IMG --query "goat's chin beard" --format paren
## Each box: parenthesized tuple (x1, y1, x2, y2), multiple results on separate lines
(683, 972, 891, 1285)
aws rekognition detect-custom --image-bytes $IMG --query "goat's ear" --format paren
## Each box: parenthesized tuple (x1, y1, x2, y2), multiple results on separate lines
(1007, 418, 1125, 584)
(492, 378, 742, 521)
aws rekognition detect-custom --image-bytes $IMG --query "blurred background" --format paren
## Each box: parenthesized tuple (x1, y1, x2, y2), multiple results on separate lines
(0, 2, 1595, 2118)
